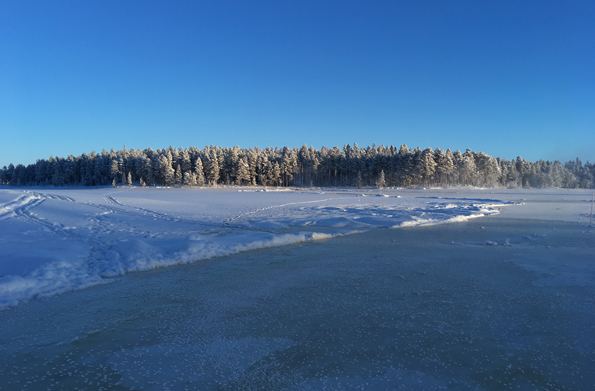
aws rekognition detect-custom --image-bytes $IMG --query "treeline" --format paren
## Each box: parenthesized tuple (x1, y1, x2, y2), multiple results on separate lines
(1, 144, 593, 189)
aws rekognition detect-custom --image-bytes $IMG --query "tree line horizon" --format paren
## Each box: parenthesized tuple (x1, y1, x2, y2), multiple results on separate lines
(1, 143, 593, 189)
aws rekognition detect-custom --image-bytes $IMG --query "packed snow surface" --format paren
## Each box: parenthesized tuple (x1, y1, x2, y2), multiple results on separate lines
(0, 186, 514, 308)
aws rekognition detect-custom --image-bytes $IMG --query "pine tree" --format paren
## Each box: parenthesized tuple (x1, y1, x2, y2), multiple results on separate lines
(237, 157, 250, 185)
(414, 148, 437, 187)
(271, 162, 281, 186)
(259, 159, 272, 186)
(175, 164, 182, 186)
(163, 157, 175, 186)
(355, 171, 363, 188)
(208, 150, 220, 186)
(461, 150, 477, 186)
(376, 170, 386, 188)
(180, 150, 192, 175)
(1, 142, 591, 190)
(194, 158, 206, 186)
(183, 171, 197, 186)
(435, 148, 454, 186)
(475, 152, 500, 186)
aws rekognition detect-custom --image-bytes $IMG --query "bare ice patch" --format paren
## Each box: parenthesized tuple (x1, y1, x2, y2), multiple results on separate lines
(106, 338, 295, 390)
(287, 367, 453, 391)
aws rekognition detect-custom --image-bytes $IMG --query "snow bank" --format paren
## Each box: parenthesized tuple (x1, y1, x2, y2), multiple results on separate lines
(0, 187, 513, 308)
(0, 229, 354, 308)
(397, 213, 486, 227)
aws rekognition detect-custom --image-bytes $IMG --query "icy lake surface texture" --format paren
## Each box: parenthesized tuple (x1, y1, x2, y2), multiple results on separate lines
(0, 187, 594, 390)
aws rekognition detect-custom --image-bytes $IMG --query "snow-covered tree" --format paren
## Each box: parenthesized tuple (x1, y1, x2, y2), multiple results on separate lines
(207, 150, 220, 186)
(237, 157, 250, 185)
(434, 148, 454, 186)
(180, 150, 192, 175)
(415, 148, 437, 186)
(475, 152, 500, 187)
(0, 143, 590, 190)
(376, 170, 386, 188)
(183, 171, 197, 186)
(194, 158, 206, 186)
(174, 164, 182, 186)
(271, 161, 281, 186)
(461, 150, 477, 186)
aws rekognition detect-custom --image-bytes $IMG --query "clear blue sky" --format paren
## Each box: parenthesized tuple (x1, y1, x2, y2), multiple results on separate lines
(1, 0, 593, 168)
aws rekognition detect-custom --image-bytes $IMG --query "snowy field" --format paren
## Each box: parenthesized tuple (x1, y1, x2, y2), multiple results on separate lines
(0, 186, 517, 309)
(0, 186, 594, 390)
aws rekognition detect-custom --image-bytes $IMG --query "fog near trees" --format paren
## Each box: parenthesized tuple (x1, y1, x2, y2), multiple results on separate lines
(1, 144, 593, 189)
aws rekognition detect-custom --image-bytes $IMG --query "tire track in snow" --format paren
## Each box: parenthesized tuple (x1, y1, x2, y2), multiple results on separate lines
(5, 192, 151, 277)
(88, 201, 196, 225)
(24, 191, 76, 202)
(103, 195, 125, 206)
(93, 193, 219, 227)
(12, 195, 104, 248)
(0, 194, 42, 220)
(0, 190, 76, 219)
(226, 197, 351, 223)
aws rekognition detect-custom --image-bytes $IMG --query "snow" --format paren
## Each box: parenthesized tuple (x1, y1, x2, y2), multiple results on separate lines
(0, 186, 513, 308)
(0, 186, 594, 390)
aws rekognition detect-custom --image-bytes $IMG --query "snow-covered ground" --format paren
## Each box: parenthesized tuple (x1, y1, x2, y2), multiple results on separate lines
(0, 186, 515, 308)
(0, 186, 594, 390)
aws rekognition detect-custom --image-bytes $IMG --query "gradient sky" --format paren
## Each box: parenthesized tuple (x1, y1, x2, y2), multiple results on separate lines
(1, 0, 594, 168)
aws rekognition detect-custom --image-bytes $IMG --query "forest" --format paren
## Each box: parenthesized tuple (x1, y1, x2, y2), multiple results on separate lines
(1, 144, 593, 189)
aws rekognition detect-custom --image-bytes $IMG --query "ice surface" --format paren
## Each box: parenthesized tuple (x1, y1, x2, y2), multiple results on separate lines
(1, 186, 594, 390)
(0, 186, 515, 308)
(107, 337, 296, 390)
(0, 212, 593, 390)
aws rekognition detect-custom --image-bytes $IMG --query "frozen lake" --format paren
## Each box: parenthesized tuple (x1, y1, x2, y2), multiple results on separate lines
(0, 187, 594, 390)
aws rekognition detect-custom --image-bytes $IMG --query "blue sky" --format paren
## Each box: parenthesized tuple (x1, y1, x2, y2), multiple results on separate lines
(1, 0, 593, 168)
